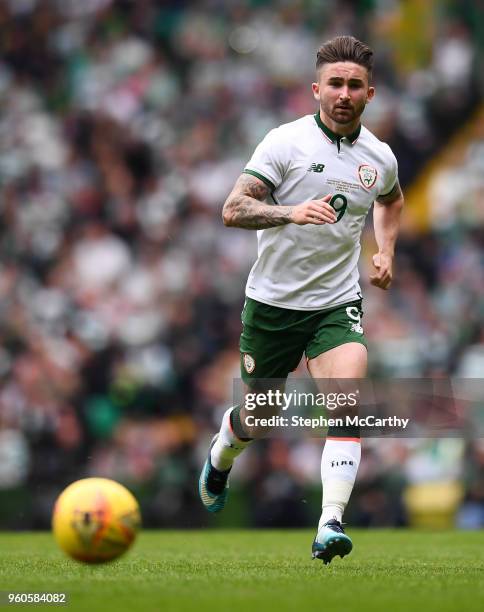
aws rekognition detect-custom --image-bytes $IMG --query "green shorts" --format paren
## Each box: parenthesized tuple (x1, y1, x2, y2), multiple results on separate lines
(239, 297, 367, 384)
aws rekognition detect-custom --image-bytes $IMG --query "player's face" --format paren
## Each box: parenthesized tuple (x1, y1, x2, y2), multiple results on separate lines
(312, 62, 374, 126)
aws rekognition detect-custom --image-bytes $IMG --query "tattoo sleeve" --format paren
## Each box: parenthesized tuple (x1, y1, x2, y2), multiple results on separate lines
(222, 174, 293, 229)
(376, 180, 403, 205)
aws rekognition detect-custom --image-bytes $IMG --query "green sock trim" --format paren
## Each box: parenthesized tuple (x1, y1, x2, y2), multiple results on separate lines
(230, 406, 252, 441)
(327, 424, 360, 438)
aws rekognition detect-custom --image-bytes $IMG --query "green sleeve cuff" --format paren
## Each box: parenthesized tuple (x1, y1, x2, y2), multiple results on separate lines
(379, 181, 398, 198)
(243, 169, 276, 192)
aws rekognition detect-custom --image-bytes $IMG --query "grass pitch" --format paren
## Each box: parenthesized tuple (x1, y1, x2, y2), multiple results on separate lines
(1, 530, 483, 612)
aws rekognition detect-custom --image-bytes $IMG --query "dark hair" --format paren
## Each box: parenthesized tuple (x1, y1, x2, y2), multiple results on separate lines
(316, 36, 373, 77)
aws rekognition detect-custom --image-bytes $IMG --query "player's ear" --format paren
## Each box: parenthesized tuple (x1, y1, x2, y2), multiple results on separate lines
(366, 86, 375, 103)
(312, 82, 320, 101)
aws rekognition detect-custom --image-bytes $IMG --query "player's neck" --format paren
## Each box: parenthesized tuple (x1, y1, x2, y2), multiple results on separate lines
(318, 110, 361, 139)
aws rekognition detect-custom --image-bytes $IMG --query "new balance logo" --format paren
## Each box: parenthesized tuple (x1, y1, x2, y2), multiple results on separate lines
(307, 163, 325, 173)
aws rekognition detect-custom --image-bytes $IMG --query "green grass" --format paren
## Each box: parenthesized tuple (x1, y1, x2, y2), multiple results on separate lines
(1, 530, 483, 612)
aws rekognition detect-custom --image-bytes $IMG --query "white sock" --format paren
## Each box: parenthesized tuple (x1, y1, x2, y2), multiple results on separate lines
(210, 407, 252, 471)
(318, 438, 361, 529)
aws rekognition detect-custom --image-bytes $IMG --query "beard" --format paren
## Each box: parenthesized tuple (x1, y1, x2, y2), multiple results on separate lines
(322, 99, 366, 124)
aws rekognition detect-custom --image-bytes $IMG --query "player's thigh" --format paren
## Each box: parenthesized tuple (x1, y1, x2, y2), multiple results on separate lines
(307, 342, 368, 378)
(239, 298, 307, 385)
(240, 323, 305, 385)
(306, 300, 368, 378)
(307, 343, 366, 424)
(239, 323, 305, 437)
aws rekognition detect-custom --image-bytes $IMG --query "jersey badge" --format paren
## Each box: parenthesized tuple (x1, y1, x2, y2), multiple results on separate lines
(358, 164, 378, 189)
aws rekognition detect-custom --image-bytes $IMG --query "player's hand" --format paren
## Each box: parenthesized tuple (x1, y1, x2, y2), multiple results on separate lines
(290, 195, 337, 225)
(370, 252, 393, 290)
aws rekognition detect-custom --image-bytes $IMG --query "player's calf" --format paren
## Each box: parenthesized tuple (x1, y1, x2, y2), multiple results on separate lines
(199, 407, 252, 513)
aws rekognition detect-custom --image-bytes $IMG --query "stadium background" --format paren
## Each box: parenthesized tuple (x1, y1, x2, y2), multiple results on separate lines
(0, 0, 482, 532)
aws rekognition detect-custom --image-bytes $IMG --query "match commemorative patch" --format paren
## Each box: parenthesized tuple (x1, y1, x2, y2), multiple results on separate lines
(358, 164, 378, 189)
(243, 353, 255, 374)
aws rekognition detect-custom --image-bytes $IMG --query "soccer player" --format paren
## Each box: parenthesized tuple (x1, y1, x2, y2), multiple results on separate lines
(199, 36, 404, 564)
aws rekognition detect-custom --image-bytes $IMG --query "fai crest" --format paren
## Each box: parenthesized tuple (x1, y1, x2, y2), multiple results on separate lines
(358, 164, 378, 189)
(243, 353, 255, 374)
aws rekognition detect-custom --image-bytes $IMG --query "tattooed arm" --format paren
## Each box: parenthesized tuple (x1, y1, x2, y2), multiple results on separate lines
(222, 174, 337, 230)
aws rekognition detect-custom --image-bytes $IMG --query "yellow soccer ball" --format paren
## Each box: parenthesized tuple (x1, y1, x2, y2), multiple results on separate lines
(52, 478, 141, 563)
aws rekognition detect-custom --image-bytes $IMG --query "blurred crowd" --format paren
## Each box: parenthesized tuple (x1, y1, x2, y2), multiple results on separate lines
(0, 0, 482, 529)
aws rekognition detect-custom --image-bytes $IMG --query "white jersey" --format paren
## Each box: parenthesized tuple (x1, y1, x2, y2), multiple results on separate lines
(243, 113, 399, 310)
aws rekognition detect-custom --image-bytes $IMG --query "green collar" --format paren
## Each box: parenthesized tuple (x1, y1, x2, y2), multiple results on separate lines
(314, 112, 361, 145)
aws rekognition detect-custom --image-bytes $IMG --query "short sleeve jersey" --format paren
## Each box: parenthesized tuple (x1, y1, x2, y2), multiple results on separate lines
(243, 113, 399, 310)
